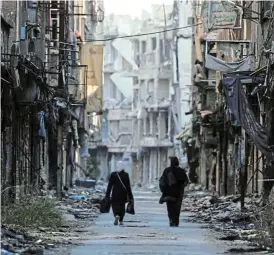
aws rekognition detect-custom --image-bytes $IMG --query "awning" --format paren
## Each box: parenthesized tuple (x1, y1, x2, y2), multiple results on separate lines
(199, 110, 213, 118)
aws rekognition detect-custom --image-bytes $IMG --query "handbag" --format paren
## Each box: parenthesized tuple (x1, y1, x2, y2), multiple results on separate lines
(116, 172, 130, 203)
(126, 200, 135, 215)
(100, 197, 111, 213)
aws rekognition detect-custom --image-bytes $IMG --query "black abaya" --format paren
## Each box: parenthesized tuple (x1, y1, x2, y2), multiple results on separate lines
(166, 200, 182, 226)
(106, 170, 133, 220)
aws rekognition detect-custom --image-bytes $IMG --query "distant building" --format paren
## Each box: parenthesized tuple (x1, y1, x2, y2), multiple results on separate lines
(95, 7, 177, 186)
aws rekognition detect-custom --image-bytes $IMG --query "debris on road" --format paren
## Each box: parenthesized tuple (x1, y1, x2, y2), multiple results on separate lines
(1, 184, 105, 255)
(182, 188, 268, 252)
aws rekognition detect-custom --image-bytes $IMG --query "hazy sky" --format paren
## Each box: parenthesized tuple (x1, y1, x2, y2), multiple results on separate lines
(104, 0, 174, 17)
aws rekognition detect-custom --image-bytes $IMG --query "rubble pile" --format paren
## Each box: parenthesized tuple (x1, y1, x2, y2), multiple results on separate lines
(1, 185, 105, 255)
(1, 226, 50, 255)
(182, 189, 269, 249)
(59, 188, 104, 220)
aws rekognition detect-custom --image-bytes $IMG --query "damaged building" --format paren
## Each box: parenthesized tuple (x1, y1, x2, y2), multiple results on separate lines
(1, 0, 104, 203)
(175, 0, 274, 205)
(95, 7, 176, 186)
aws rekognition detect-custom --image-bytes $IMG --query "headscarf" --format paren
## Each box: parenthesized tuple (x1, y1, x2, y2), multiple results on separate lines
(170, 156, 179, 167)
(116, 160, 124, 172)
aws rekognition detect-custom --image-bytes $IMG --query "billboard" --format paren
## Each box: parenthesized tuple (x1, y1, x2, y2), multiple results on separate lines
(81, 43, 104, 113)
(201, 1, 239, 32)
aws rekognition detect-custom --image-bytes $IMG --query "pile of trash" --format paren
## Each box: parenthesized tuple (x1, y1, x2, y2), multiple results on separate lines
(59, 187, 104, 220)
(1, 184, 105, 255)
(182, 189, 268, 248)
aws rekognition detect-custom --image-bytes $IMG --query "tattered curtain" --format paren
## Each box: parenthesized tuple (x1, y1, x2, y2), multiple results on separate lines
(222, 72, 273, 159)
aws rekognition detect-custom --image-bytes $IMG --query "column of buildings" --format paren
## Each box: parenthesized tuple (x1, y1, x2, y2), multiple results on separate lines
(96, 6, 177, 186)
(1, 0, 105, 202)
(177, 0, 274, 202)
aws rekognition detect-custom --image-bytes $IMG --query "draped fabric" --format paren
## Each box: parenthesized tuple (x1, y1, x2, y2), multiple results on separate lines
(205, 54, 252, 72)
(222, 72, 273, 160)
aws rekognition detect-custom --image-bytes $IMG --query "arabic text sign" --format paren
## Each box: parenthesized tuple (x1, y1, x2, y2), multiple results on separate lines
(201, 1, 238, 32)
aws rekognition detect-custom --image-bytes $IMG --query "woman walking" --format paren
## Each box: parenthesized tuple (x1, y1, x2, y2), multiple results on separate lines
(105, 161, 134, 225)
(159, 157, 189, 227)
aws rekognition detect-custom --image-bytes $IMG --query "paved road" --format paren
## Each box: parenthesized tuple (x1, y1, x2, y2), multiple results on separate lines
(61, 191, 257, 255)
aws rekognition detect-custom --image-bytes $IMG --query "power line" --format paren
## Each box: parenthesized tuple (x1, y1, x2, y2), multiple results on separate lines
(82, 23, 202, 42)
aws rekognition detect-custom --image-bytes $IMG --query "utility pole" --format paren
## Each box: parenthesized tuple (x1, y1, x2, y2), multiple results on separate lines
(56, 0, 66, 198)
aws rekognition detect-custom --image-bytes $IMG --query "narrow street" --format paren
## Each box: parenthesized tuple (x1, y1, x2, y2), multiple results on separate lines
(63, 192, 253, 255)
(2, 1, 274, 254)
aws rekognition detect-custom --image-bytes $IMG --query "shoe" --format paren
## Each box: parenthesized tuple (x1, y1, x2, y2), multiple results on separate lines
(114, 215, 119, 225)
(169, 220, 175, 227)
(119, 221, 124, 225)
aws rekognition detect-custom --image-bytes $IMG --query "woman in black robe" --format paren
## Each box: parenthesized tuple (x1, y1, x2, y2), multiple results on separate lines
(105, 161, 134, 225)
(160, 157, 189, 227)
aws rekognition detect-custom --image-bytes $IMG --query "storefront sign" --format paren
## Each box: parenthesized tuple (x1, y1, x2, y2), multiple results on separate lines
(201, 1, 239, 32)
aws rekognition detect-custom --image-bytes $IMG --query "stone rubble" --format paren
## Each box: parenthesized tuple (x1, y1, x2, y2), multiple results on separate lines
(183, 186, 271, 252)
(3, 181, 273, 254)
(1, 183, 106, 255)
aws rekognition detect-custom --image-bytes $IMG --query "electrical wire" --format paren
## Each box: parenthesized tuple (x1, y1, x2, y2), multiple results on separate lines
(82, 23, 202, 42)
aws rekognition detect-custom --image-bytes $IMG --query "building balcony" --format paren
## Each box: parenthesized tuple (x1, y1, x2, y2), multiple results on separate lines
(143, 99, 171, 110)
(140, 52, 156, 69)
(106, 131, 132, 152)
(140, 136, 173, 147)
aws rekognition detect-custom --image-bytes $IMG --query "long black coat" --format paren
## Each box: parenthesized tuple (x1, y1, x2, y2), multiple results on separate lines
(106, 170, 134, 203)
(161, 165, 189, 198)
